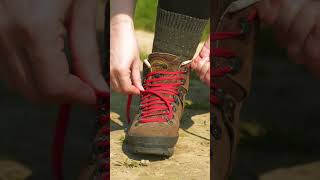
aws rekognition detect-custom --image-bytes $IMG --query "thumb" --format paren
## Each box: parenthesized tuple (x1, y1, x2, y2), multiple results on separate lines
(199, 37, 210, 58)
(69, 0, 108, 93)
(192, 37, 210, 69)
(132, 59, 144, 91)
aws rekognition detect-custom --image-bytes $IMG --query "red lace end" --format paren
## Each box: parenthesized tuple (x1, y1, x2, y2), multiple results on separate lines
(52, 104, 71, 180)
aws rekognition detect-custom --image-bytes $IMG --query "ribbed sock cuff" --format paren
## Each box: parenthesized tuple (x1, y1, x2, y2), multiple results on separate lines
(152, 8, 208, 60)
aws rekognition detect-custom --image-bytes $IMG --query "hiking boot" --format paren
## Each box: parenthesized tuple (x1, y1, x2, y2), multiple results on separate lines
(79, 92, 109, 180)
(211, 0, 260, 179)
(126, 52, 191, 156)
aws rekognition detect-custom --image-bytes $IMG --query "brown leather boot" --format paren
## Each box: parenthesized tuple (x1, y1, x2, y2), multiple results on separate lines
(79, 93, 109, 180)
(126, 52, 191, 156)
(211, 0, 259, 179)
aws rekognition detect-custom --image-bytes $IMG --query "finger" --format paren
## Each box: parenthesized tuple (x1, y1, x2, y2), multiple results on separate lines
(304, 23, 320, 77)
(0, 33, 38, 101)
(192, 37, 210, 70)
(195, 57, 208, 76)
(68, 0, 108, 93)
(191, 60, 197, 70)
(110, 70, 121, 92)
(117, 70, 140, 95)
(274, 0, 307, 46)
(199, 38, 210, 59)
(0, 63, 39, 101)
(199, 60, 210, 81)
(257, 0, 281, 25)
(26, 23, 96, 104)
(131, 59, 144, 91)
(191, 56, 202, 70)
(287, 2, 317, 63)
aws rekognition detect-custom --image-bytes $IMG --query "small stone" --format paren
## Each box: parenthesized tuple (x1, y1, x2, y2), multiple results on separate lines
(140, 160, 150, 166)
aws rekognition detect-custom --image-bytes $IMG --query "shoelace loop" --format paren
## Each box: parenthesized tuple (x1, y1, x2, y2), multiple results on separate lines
(211, 10, 257, 106)
(127, 61, 190, 124)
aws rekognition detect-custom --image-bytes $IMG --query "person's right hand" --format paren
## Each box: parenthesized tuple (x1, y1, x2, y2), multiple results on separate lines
(257, 0, 320, 77)
(110, 15, 144, 95)
(0, 0, 108, 104)
(191, 37, 210, 86)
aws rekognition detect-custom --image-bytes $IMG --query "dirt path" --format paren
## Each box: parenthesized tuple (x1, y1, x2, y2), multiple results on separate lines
(110, 79, 210, 179)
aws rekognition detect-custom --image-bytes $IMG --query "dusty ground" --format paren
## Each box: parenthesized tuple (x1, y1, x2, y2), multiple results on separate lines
(110, 78, 210, 180)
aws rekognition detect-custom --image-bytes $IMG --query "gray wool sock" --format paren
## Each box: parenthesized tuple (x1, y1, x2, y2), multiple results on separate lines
(152, 8, 208, 61)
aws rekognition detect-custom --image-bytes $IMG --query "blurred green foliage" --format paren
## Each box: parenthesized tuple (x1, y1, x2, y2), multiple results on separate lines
(134, 0, 158, 32)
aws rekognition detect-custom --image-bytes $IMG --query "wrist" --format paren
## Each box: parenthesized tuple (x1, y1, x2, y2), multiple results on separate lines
(111, 15, 134, 30)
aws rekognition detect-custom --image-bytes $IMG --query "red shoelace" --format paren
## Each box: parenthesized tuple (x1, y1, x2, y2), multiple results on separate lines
(95, 92, 110, 179)
(211, 10, 257, 106)
(127, 70, 187, 124)
(53, 92, 110, 180)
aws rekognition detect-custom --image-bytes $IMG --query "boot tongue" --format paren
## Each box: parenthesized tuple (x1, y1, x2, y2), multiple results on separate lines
(211, 0, 258, 31)
(147, 53, 182, 72)
(211, 0, 236, 31)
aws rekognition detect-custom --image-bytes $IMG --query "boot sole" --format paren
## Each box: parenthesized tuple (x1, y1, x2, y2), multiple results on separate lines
(126, 136, 178, 157)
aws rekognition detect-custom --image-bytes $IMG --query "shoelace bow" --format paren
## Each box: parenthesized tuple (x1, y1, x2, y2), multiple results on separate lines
(127, 62, 189, 124)
(53, 92, 110, 180)
(211, 10, 257, 106)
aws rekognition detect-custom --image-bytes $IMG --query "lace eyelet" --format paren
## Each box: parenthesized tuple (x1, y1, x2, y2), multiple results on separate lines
(239, 18, 251, 37)
(98, 108, 107, 116)
(181, 66, 188, 73)
(171, 104, 177, 112)
(214, 89, 225, 109)
(178, 91, 184, 101)
(97, 97, 107, 106)
(222, 97, 236, 122)
(211, 114, 222, 140)
(174, 96, 180, 105)
(228, 57, 241, 74)
(212, 125, 222, 140)
(154, 73, 161, 78)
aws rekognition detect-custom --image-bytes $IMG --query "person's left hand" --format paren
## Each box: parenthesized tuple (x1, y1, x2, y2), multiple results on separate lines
(191, 37, 210, 86)
(257, 0, 320, 77)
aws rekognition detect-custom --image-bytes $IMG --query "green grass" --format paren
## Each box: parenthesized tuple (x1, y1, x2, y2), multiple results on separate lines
(134, 0, 158, 32)
(140, 52, 149, 61)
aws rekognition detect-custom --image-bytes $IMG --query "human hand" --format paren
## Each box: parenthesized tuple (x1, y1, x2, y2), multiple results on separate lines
(191, 37, 210, 86)
(257, 0, 320, 77)
(110, 0, 144, 95)
(0, 0, 107, 104)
